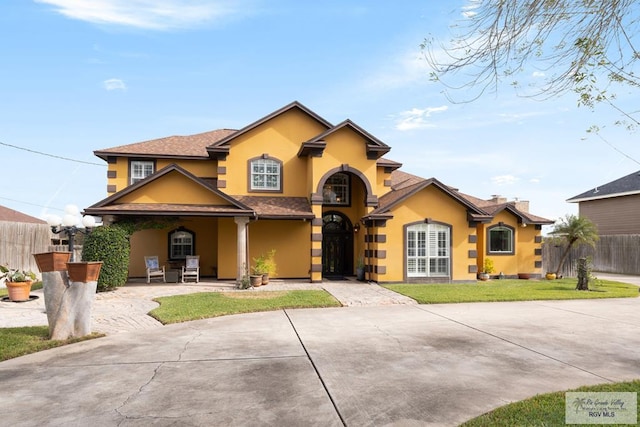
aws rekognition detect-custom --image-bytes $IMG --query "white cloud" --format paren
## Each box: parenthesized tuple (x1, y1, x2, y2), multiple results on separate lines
(529, 178, 540, 183)
(103, 78, 126, 91)
(393, 106, 448, 131)
(35, 0, 248, 30)
(491, 175, 519, 186)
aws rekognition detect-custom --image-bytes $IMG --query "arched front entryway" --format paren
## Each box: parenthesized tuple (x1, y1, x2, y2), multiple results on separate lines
(322, 211, 353, 278)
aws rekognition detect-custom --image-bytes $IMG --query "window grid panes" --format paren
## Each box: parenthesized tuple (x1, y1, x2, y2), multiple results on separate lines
(489, 226, 513, 253)
(170, 231, 194, 259)
(323, 173, 349, 205)
(251, 159, 280, 190)
(407, 224, 450, 277)
(131, 161, 154, 185)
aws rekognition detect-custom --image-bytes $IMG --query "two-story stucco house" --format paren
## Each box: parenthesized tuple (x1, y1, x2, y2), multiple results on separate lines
(84, 101, 552, 283)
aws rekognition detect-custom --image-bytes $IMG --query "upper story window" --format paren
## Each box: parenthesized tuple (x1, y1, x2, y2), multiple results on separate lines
(488, 224, 514, 254)
(130, 160, 155, 185)
(323, 173, 350, 205)
(250, 157, 282, 192)
(169, 228, 195, 260)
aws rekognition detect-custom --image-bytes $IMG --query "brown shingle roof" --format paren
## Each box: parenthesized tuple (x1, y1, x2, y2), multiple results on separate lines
(0, 205, 46, 224)
(85, 203, 248, 216)
(234, 196, 314, 219)
(94, 129, 237, 160)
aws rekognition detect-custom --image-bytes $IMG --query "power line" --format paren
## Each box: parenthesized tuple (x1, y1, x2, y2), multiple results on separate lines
(0, 140, 105, 166)
(0, 196, 65, 212)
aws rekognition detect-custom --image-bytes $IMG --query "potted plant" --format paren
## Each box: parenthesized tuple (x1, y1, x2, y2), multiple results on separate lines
(545, 272, 557, 280)
(0, 265, 37, 301)
(478, 258, 494, 281)
(356, 254, 365, 281)
(253, 250, 276, 285)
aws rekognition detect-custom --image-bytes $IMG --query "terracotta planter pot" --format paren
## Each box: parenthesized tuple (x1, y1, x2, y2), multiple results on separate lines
(5, 281, 33, 302)
(261, 273, 269, 285)
(250, 275, 262, 287)
(33, 252, 72, 273)
(66, 262, 103, 282)
(518, 273, 531, 280)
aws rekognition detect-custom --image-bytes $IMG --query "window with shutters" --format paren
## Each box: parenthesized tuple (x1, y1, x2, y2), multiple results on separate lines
(406, 223, 450, 277)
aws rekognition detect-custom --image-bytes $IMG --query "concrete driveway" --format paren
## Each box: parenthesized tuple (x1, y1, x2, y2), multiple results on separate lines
(1, 297, 639, 426)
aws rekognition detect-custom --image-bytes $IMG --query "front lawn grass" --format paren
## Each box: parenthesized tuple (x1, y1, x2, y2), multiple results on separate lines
(384, 278, 638, 304)
(150, 290, 342, 324)
(461, 380, 640, 426)
(0, 326, 103, 362)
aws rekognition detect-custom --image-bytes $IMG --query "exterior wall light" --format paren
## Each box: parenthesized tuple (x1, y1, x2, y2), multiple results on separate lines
(46, 204, 100, 262)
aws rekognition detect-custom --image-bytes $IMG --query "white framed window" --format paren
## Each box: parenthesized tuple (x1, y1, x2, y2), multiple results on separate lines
(130, 160, 154, 185)
(250, 158, 281, 191)
(406, 223, 450, 277)
(488, 225, 514, 254)
(323, 173, 350, 205)
(169, 228, 194, 260)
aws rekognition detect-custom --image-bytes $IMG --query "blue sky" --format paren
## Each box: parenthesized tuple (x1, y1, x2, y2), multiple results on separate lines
(2, 1, 639, 230)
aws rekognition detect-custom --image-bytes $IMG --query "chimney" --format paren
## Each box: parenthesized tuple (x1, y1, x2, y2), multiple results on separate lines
(489, 195, 507, 204)
(514, 200, 529, 213)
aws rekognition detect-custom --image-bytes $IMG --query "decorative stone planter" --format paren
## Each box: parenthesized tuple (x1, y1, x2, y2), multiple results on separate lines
(5, 281, 34, 302)
(33, 252, 72, 272)
(477, 272, 490, 281)
(66, 262, 103, 282)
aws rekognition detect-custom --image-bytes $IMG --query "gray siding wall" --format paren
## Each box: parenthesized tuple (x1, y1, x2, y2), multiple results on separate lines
(579, 194, 640, 235)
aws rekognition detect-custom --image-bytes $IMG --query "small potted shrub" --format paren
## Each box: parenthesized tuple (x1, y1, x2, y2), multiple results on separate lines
(478, 258, 494, 281)
(0, 265, 37, 301)
(253, 250, 276, 285)
(356, 255, 365, 281)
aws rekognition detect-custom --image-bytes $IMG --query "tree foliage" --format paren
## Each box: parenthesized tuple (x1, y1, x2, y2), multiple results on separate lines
(423, 0, 639, 130)
(549, 214, 599, 276)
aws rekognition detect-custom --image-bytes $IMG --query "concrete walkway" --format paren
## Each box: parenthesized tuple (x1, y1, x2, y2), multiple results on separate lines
(0, 278, 416, 334)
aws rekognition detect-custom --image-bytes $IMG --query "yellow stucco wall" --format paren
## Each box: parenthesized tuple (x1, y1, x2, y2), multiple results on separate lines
(118, 171, 228, 205)
(248, 220, 311, 278)
(219, 108, 327, 196)
(381, 185, 476, 282)
(477, 211, 543, 276)
(106, 158, 216, 194)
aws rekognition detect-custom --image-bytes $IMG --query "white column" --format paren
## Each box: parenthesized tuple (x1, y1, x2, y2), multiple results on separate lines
(234, 217, 250, 283)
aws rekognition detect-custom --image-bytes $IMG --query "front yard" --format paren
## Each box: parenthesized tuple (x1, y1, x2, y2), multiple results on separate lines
(383, 278, 639, 304)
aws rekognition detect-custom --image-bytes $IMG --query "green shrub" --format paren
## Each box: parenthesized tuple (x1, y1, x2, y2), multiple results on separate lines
(82, 225, 130, 292)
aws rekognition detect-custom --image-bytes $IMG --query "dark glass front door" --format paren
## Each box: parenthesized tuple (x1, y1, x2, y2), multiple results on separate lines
(322, 212, 353, 277)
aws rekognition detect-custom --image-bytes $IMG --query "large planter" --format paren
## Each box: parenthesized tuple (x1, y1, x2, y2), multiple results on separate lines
(477, 272, 490, 281)
(356, 267, 365, 281)
(261, 273, 269, 286)
(518, 273, 531, 280)
(33, 252, 72, 272)
(66, 262, 103, 282)
(250, 275, 262, 287)
(5, 281, 33, 302)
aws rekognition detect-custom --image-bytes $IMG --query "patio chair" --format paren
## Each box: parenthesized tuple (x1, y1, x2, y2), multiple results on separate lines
(144, 256, 165, 283)
(182, 255, 200, 283)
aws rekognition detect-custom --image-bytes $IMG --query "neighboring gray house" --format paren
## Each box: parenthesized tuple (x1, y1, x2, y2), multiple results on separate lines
(567, 170, 640, 235)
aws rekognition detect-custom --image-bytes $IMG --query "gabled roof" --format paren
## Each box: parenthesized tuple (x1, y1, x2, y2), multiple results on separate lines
(0, 205, 46, 224)
(567, 169, 640, 202)
(84, 164, 254, 217)
(299, 119, 391, 160)
(207, 101, 333, 159)
(94, 129, 237, 161)
(370, 174, 488, 220)
(377, 157, 403, 172)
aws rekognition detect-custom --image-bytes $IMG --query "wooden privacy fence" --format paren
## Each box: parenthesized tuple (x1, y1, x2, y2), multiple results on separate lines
(543, 235, 640, 277)
(0, 221, 51, 275)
